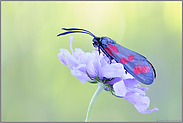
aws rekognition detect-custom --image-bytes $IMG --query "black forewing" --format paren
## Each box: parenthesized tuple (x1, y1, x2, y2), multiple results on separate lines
(104, 43, 155, 85)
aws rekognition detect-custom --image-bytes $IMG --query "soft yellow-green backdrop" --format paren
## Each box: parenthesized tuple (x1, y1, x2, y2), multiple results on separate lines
(1, 1, 182, 122)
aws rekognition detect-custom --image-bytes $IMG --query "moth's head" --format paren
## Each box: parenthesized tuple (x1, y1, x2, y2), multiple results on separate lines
(92, 37, 100, 47)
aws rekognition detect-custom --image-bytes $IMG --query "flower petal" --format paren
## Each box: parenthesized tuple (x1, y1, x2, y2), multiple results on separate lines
(101, 63, 125, 78)
(71, 66, 89, 84)
(69, 36, 74, 54)
(124, 92, 158, 114)
(124, 78, 139, 87)
(123, 72, 134, 79)
(124, 79, 147, 96)
(113, 80, 127, 97)
(58, 49, 72, 65)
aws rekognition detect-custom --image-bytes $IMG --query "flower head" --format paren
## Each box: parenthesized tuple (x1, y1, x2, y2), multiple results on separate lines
(58, 36, 158, 114)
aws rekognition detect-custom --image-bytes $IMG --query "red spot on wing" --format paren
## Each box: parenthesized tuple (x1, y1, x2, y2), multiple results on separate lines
(133, 66, 150, 74)
(140, 66, 150, 73)
(119, 58, 128, 64)
(108, 44, 119, 53)
(104, 47, 114, 57)
(119, 54, 134, 64)
(128, 54, 134, 62)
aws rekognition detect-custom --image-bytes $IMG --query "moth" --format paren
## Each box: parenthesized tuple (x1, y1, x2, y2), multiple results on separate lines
(57, 28, 156, 85)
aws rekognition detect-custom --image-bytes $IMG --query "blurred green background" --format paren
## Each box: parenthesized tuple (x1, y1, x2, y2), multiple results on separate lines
(1, 1, 182, 122)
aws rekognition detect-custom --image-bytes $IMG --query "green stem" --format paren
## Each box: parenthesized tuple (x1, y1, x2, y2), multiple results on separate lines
(85, 84, 104, 122)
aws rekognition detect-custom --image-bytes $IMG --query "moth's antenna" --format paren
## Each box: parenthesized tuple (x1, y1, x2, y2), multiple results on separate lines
(57, 28, 97, 38)
(62, 28, 96, 37)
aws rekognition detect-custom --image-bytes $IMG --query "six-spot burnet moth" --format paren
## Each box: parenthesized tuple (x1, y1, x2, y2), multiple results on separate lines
(57, 28, 156, 85)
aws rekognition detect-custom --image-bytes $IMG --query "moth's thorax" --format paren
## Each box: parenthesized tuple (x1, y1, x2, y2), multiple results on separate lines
(100, 37, 116, 47)
(92, 37, 116, 47)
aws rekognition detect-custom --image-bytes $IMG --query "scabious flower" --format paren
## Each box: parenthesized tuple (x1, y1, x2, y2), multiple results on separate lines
(58, 36, 158, 114)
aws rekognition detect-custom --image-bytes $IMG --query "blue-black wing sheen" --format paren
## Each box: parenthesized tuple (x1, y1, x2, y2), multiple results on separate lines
(103, 42, 156, 85)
